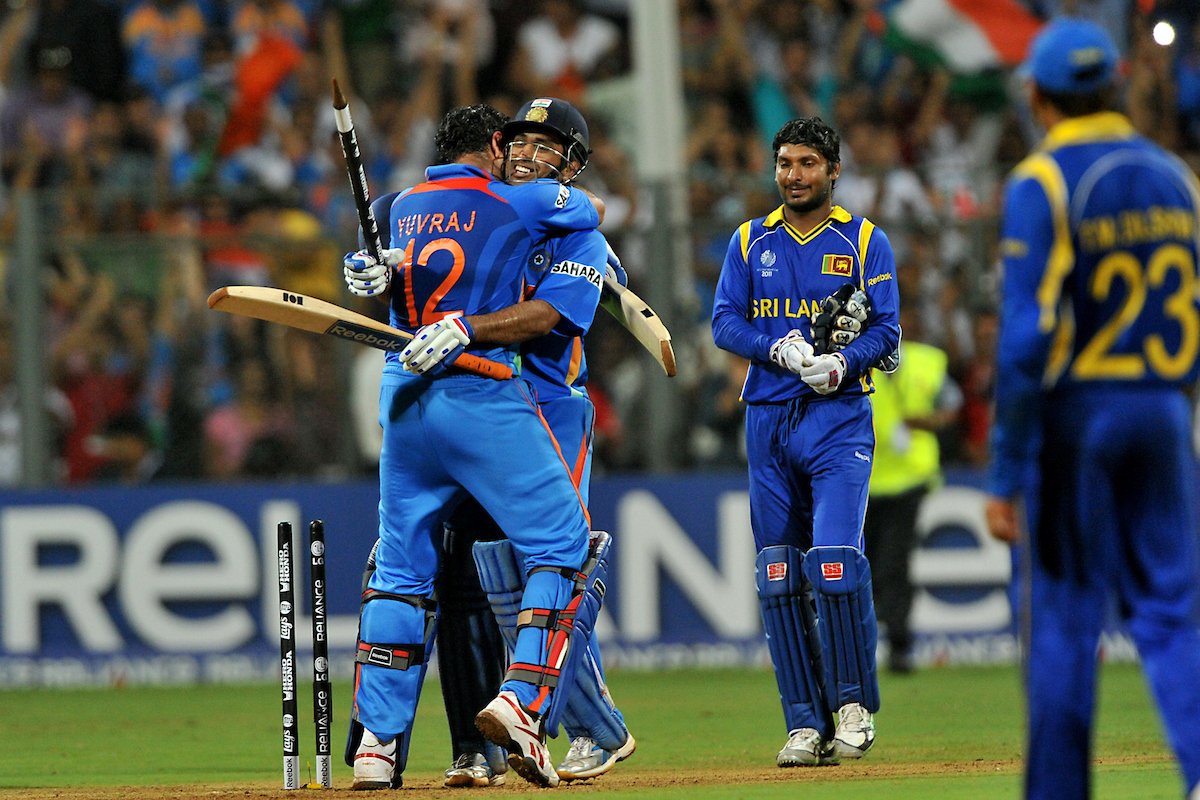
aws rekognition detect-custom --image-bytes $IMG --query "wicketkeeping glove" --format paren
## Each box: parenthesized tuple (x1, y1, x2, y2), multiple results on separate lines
(800, 352, 847, 394)
(810, 282, 870, 355)
(344, 248, 403, 297)
(399, 313, 474, 375)
(768, 329, 815, 373)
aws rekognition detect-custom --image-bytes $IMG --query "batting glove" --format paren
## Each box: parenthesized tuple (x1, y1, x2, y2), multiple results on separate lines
(605, 240, 628, 287)
(344, 248, 402, 298)
(800, 352, 847, 394)
(399, 313, 474, 375)
(769, 329, 815, 373)
(876, 346, 901, 373)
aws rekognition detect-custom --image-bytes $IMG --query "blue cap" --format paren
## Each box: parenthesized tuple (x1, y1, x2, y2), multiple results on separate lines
(1028, 17, 1118, 94)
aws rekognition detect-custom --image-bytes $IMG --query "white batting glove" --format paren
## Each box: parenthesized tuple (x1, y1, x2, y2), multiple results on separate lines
(399, 313, 474, 375)
(769, 330, 815, 373)
(344, 248, 403, 297)
(800, 352, 848, 394)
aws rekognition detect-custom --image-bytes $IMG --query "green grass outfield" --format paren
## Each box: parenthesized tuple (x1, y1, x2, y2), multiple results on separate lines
(0, 663, 1182, 799)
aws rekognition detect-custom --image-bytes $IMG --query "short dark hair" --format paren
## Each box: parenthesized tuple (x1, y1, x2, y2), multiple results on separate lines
(772, 117, 841, 166)
(1036, 85, 1115, 118)
(435, 104, 510, 164)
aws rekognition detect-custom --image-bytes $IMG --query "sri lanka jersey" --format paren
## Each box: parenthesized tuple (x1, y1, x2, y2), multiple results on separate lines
(712, 204, 901, 404)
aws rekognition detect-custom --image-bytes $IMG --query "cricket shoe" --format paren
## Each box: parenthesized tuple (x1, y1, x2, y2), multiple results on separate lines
(777, 727, 839, 767)
(556, 733, 638, 781)
(832, 702, 875, 759)
(351, 729, 400, 790)
(443, 752, 506, 788)
(475, 691, 559, 787)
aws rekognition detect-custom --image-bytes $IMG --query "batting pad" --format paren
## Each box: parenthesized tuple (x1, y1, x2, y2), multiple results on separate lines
(756, 545, 833, 736)
(472, 539, 524, 654)
(474, 537, 626, 749)
(802, 545, 881, 712)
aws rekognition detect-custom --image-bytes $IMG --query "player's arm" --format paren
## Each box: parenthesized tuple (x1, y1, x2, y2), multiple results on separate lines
(837, 226, 900, 377)
(986, 172, 1059, 538)
(505, 179, 601, 237)
(712, 227, 775, 362)
(526, 229, 606, 338)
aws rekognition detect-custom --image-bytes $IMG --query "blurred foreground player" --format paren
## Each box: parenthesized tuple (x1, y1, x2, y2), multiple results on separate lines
(986, 18, 1200, 800)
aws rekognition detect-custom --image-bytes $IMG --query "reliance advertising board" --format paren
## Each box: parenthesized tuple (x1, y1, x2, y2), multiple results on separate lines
(0, 471, 1083, 687)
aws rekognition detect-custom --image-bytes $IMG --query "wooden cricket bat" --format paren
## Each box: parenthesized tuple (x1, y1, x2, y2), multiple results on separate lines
(207, 286, 513, 381)
(600, 276, 677, 377)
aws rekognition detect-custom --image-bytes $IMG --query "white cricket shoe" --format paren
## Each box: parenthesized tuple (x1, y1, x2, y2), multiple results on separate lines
(556, 733, 637, 781)
(777, 727, 839, 767)
(351, 729, 398, 790)
(832, 702, 875, 758)
(443, 751, 506, 788)
(474, 691, 559, 788)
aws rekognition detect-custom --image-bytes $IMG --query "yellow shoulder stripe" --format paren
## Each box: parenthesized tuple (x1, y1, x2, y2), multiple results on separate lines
(857, 219, 875, 287)
(739, 221, 752, 263)
(1012, 153, 1074, 333)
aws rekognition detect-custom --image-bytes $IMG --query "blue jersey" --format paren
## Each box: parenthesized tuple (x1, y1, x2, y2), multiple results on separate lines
(988, 112, 1200, 497)
(712, 205, 900, 404)
(380, 164, 599, 378)
(520, 227, 607, 400)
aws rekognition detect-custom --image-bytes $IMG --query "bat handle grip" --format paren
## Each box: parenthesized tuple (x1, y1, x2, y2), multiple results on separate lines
(456, 353, 513, 381)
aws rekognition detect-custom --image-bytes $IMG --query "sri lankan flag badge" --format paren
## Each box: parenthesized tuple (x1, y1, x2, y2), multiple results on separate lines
(821, 254, 853, 277)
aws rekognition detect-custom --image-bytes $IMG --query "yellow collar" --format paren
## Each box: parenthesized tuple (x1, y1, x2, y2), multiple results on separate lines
(1040, 112, 1136, 151)
(764, 204, 852, 232)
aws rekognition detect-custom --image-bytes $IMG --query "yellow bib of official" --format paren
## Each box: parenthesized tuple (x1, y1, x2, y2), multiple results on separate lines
(869, 342, 947, 496)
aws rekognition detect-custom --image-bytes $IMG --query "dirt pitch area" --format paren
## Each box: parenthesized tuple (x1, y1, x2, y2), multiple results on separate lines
(0, 758, 1034, 799)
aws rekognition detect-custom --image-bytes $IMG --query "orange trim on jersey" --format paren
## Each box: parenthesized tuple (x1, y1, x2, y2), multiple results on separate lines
(518, 383, 591, 528)
(564, 336, 583, 389)
(404, 177, 506, 202)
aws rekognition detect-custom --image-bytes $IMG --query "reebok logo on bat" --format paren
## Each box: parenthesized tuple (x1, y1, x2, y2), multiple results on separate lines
(550, 260, 602, 287)
(329, 322, 405, 351)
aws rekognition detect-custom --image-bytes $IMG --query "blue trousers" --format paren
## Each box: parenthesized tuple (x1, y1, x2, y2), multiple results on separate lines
(356, 374, 590, 740)
(1024, 387, 1200, 800)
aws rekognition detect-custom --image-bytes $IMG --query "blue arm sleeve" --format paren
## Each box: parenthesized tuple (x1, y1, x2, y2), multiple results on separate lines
(712, 229, 775, 362)
(504, 179, 600, 238)
(531, 229, 605, 336)
(839, 226, 900, 376)
(986, 176, 1056, 498)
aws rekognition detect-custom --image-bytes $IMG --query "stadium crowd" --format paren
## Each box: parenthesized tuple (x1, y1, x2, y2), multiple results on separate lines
(0, 0, 1197, 484)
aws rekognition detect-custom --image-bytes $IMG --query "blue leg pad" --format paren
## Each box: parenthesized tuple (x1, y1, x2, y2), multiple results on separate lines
(802, 545, 881, 712)
(472, 538, 524, 654)
(757, 545, 833, 736)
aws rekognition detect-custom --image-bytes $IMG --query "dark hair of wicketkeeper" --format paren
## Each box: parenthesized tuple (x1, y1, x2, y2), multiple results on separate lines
(772, 117, 841, 168)
(435, 104, 510, 164)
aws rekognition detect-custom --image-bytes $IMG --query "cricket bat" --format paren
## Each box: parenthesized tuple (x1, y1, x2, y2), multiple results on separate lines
(207, 286, 513, 381)
(600, 276, 677, 377)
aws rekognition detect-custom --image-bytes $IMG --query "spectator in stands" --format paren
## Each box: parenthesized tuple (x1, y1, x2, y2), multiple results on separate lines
(121, 0, 206, 104)
(203, 355, 295, 479)
(507, 0, 623, 100)
(0, 46, 91, 188)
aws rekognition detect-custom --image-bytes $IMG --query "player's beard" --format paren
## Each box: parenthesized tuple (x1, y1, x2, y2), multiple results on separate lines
(783, 181, 832, 215)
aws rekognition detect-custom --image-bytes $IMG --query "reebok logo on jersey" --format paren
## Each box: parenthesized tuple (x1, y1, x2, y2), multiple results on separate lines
(766, 562, 787, 581)
(821, 254, 853, 276)
(550, 259, 603, 288)
(867, 271, 893, 287)
(854, 451, 871, 462)
(822, 562, 844, 581)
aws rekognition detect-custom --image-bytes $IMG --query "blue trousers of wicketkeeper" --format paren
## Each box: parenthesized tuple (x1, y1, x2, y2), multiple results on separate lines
(746, 395, 881, 738)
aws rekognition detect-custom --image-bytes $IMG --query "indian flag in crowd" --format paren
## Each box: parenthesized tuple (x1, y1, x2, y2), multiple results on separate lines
(872, 0, 1045, 106)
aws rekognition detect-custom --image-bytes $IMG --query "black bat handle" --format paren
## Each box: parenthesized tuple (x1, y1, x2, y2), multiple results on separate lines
(332, 79, 384, 263)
